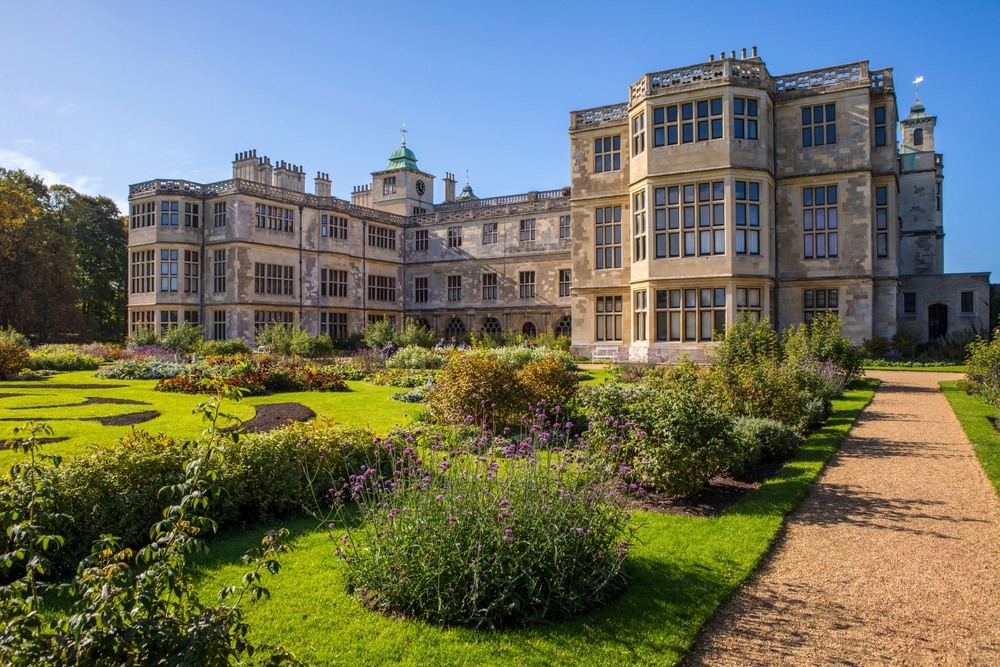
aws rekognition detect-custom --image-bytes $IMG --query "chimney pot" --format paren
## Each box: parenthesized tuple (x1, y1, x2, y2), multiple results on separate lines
(741, 48, 747, 59)
(751, 46, 757, 57)
(720, 52, 725, 60)
(730, 50, 736, 59)
(709, 54, 715, 61)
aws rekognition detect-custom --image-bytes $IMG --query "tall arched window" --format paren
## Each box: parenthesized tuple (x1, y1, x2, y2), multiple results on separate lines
(444, 317, 466, 340)
(913, 128, 923, 146)
(480, 317, 502, 338)
(521, 321, 537, 337)
(554, 315, 572, 338)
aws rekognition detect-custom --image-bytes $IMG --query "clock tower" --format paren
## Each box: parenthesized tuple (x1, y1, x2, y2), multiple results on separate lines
(369, 131, 436, 216)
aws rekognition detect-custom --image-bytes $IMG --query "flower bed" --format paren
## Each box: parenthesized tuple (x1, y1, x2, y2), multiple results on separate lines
(155, 357, 348, 395)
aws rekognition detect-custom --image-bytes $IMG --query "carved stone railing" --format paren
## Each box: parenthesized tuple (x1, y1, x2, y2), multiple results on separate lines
(410, 195, 570, 225)
(628, 59, 770, 107)
(432, 188, 569, 212)
(571, 103, 628, 130)
(869, 67, 894, 94)
(128, 178, 408, 226)
(773, 61, 870, 98)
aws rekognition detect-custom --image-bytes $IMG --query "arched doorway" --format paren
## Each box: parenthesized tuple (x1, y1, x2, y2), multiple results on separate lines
(521, 321, 537, 337)
(928, 303, 948, 340)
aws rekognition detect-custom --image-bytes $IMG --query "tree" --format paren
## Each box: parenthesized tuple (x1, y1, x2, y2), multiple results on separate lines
(52, 186, 128, 341)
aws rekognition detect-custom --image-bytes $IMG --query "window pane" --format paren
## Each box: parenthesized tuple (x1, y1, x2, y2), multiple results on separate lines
(749, 183, 759, 201)
(736, 229, 746, 253)
(685, 289, 696, 308)
(735, 181, 746, 200)
(669, 186, 679, 205)
(667, 106, 677, 122)
(701, 311, 713, 340)
(669, 233, 679, 256)
(685, 312, 696, 340)
(748, 120, 758, 139)
(698, 121, 709, 141)
(826, 124, 836, 144)
(804, 290, 814, 308)
(714, 229, 725, 254)
(735, 119, 745, 138)
(828, 290, 838, 308)
(876, 209, 887, 230)
(875, 127, 885, 146)
(749, 205, 760, 227)
(815, 209, 825, 230)
(815, 187, 824, 206)
(749, 289, 760, 307)
(816, 233, 826, 257)
(877, 233, 887, 257)
(802, 107, 812, 125)
(874, 107, 885, 124)
(713, 203, 725, 226)
(712, 118, 723, 138)
(697, 100, 708, 118)
(804, 210, 813, 231)
(734, 98, 744, 115)
(804, 234, 814, 258)
(714, 288, 726, 307)
(699, 230, 711, 254)
(803, 188, 813, 207)
(715, 310, 726, 336)
(684, 207, 695, 228)
(814, 126, 824, 146)
(655, 209, 666, 230)
(711, 98, 722, 115)
(655, 187, 666, 206)
(749, 230, 760, 254)
(655, 233, 666, 257)
(713, 181, 724, 201)
(670, 312, 681, 340)
(654, 107, 664, 124)
(876, 187, 887, 206)
(736, 203, 746, 226)
(699, 205, 710, 227)
(669, 208, 679, 229)
(826, 104, 836, 122)
(747, 99, 757, 116)
(828, 232, 838, 256)
(682, 103, 693, 120)
(668, 126, 678, 144)
(802, 127, 812, 147)
(684, 232, 695, 255)
(827, 186, 837, 204)
(827, 208, 837, 229)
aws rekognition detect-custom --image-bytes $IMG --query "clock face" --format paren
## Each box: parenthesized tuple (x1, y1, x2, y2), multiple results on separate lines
(415, 179, 426, 196)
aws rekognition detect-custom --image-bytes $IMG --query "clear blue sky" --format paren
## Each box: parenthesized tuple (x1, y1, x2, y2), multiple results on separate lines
(1, 0, 997, 277)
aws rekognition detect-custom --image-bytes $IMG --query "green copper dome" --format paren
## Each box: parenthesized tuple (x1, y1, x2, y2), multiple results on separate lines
(386, 143, 418, 171)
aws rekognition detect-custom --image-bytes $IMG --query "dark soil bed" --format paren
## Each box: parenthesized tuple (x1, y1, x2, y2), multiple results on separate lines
(0, 384, 129, 389)
(82, 411, 160, 426)
(12, 396, 151, 410)
(619, 459, 786, 518)
(231, 402, 316, 433)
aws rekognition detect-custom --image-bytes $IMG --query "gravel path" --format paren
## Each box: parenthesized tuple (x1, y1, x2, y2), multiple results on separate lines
(685, 371, 1000, 666)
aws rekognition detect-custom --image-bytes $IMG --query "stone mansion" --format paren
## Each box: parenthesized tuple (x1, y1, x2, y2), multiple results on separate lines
(127, 49, 990, 359)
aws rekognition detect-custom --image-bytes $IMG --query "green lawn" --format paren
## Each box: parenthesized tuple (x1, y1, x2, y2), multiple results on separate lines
(0, 371, 414, 467)
(940, 381, 1000, 499)
(188, 379, 879, 667)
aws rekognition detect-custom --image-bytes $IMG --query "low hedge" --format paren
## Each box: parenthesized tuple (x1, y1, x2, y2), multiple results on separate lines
(0, 419, 377, 577)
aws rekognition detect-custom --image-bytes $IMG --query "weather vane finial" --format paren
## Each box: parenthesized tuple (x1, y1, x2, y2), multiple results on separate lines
(465, 169, 469, 185)
(913, 76, 924, 103)
(401, 123, 407, 146)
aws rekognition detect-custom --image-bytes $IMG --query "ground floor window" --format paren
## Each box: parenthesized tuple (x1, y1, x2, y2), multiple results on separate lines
(159, 310, 179, 336)
(634, 290, 647, 341)
(596, 295, 622, 341)
(903, 292, 916, 314)
(254, 310, 294, 333)
(961, 291, 975, 313)
(480, 317, 502, 337)
(736, 287, 762, 321)
(321, 311, 348, 340)
(654, 287, 725, 342)
(445, 317, 466, 340)
(213, 311, 227, 340)
(554, 315, 572, 338)
(804, 289, 838, 322)
(130, 310, 155, 334)
(522, 321, 537, 337)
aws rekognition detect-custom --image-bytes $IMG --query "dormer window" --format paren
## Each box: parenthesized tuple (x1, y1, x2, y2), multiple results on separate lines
(913, 128, 924, 146)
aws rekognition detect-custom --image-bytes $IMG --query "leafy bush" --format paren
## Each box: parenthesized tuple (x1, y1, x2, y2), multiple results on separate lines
(425, 352, 524, 425)
(938, 330, 979, 361)
(368, 368, 438, 388)
(254, 323, 308, 357)
(583, 380, 734, 496)
(608, 362, 660, 383)
(387, 345, 448, 369)
(483, 345, 578, 371)
(964, 336, 1000, 408)
(316, 420, 634, 628)
(782, 313, 864, 383)
(290, 332, 335, 358)
(160, 323, 204, 353)
(361, 318, 397, 351)
(731, 417, 800, 465)
(125, 327, 157, 349)
(0, 419, 377, 578)
(199, 338, 253, 356)
(120, 344, 182, 361)
(389, 388, 426, 403)
(26, 346, 101, 371)
(397, 318, 437, 348)
(861, 358, 959, 368)
(95, 359, 188, 380)
(862, 335, 891, 359)
(518, 357, 579, 411)
(891, 328, 918, 359)
(0, 328, 30, 380)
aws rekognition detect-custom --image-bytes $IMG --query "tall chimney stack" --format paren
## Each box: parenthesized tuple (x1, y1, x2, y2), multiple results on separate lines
(315, 172, 331, 197)
(443, 172, 457, 203)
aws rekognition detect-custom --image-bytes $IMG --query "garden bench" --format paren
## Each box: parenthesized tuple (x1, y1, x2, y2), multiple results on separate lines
(592, 346, 619, 362)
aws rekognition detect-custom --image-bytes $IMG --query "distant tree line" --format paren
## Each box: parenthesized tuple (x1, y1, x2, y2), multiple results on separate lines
(0, 167, 128, 342)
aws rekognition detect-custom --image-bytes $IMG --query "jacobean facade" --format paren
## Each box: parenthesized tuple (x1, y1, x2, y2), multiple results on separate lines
(128, 50, 989, 356)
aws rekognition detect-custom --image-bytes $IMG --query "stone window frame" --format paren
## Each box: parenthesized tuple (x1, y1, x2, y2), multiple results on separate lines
(595, 295, 623, 342)
(184, 310, 199, 325)
(320, 268, 348, 298)
(633, 289, 648, 341)
(482, 272, 498, 300)
(874, 106, 887, 147)
(414, 276, 428, 303)
(652, 104, 678, 147)
(212, 310, 227, 341)
(382, 177, 396, 195)
(482, 222, 498, 245)
(367, 275, 396, 302)
(368, 224, 397, 250)
(736, 287, 762, 321)
(183, 250, 199, 293)
(160, 201, 179, 226)
(804, 289, 839, 323)
(696, 98, 724, 142)
(160, 248, 179, 292)
(131, 201, 155, 229)
(518, 271, 536, 299)
(255, 203, 294, 232)
(253, 263, 294, 296)
(961, 291, 975, 314)
(130, 249, 155, 294)
(633, 190, 647, 262)
(801, 103, 837, 148)
(519, 219, 536, 243)
(159, 310, 179, 336)
(903, 292, 917, 315)
(593, 135, 621, 173)
(876, 186, 889, 258)
(213, 201, 227, 227)
(559, 215, 571, 239)
(632, 112, 646, 156)
(322, 214, 348, 240)
(447, 226, 463, 248)
(595, 205, 622, 269)
(733, 97, 759, 140)
(184, 202, 200, 228)
(802, 185, 839, 259)
(212, 250, 226, 294)
(254, 310, 294, 334)
(414, 229, 429, 251)
(447, 275, 462, 302)
(131, 310, 155, 335)
(321, 311, 348, 340)
(653, 287, 724, 342)
(559, 269, 571, 297)
(734, 181, 761, 256)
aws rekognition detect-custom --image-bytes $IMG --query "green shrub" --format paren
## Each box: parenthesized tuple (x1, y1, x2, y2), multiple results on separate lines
(484, 345, 578, 371)
(426, 351, 524, 425)
(254, 323, 309, 357)
(199, 338, 252, 356)
(0, 420, 377, 577)
(26, 346, 101, 371)
(125, 327, 157, 349)
(862, 335, 891, 359)
(95, 359, 188, 379)
(964, 336, 1000, 408)
(938, 330, 979, 362)
(368, 368, 438, 388)
(155, 358, 349, 395)
(397, 318, 437, 348)
(891, 327, 918, 359)
(731, 417, 800, 464)
(361, 318, 397, 351)
(0, 328, 30, 379)
(387, 345, 448, 369)
(518, 357, 579, 411)
(584, 380, 734, 496)
(159, 323, 203, 353)
(782, 313, 864, 382)
(290, 332, 335, 358)
(320, 422, 633, 628)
